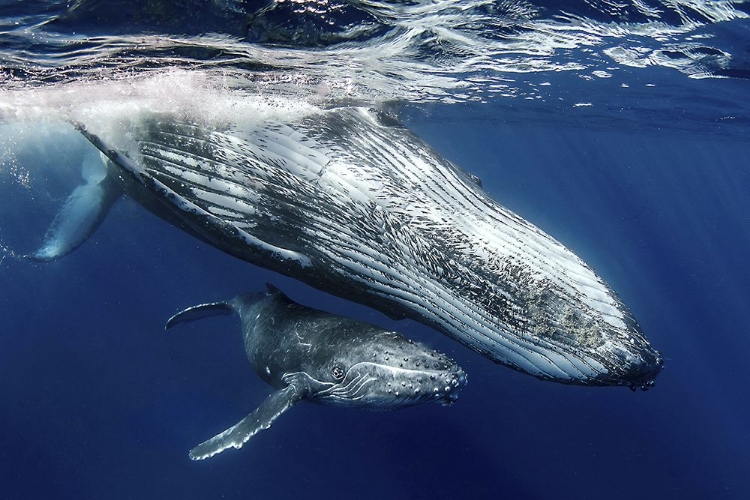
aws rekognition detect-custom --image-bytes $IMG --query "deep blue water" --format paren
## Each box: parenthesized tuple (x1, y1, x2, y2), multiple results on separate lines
(2, 1, 750, 499)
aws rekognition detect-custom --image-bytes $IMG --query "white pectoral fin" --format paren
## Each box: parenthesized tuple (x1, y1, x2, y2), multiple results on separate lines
(29, 151, 122, 261)
(189, 384, 305, 461)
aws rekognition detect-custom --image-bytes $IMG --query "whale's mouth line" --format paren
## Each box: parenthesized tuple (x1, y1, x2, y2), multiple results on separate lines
(314, 362, 465, 405)
(321, 252, 660, 386)
(318, 370, 375, 402)
(342, 361, 460, 380)
(335, 270, 641, 384)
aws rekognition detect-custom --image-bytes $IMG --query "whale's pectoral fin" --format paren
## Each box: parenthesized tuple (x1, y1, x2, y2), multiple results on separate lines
(29, 150, 122, 262)
(189, 384, 305, 461)
(165, 302, 234, 330)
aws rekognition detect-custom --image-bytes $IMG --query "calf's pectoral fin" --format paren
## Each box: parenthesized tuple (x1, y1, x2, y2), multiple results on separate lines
(189, 384, 305, 461)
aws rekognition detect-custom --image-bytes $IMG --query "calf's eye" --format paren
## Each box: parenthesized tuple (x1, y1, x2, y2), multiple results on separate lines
(332, 366, 345, 380)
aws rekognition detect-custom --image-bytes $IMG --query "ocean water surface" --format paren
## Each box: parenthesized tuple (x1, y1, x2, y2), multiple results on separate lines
(1, 1, 749, 499)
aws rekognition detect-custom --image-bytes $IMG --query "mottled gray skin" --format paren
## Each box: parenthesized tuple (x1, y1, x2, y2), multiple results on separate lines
(166, 284, 466, 460)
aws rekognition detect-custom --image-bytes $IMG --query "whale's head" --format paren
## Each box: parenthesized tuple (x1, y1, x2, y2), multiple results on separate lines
(480, 270, 665, 390)
(310, 332, 467, 408)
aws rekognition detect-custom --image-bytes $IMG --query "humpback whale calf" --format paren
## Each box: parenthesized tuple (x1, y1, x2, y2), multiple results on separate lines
(166, 284, 467, 460)
(33, 106, 662, 388)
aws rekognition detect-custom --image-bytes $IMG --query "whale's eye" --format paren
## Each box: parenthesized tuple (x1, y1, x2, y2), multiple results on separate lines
(332, 366, 345, 380)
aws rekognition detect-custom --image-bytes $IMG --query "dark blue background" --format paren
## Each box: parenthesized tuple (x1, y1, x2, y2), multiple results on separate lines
(1, 94, 749, 499)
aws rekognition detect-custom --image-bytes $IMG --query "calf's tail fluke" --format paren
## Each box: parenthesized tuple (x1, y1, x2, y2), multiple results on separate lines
(165, 302, 235, 330)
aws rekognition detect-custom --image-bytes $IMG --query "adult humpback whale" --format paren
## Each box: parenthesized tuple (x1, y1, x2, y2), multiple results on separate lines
(166, 284, 467, 460)
(34, 106, 662, 389)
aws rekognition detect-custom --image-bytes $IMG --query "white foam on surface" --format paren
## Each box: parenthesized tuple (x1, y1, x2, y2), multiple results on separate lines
(1, 70, 323, 154)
